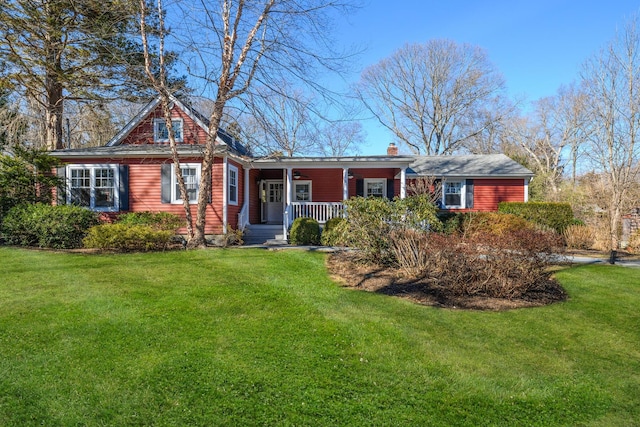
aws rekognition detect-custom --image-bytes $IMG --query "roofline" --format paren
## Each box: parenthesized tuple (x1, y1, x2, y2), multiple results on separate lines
(404, 172, 534, 179)
(51, 145, 231, 160)
(249, 155, 415, 169)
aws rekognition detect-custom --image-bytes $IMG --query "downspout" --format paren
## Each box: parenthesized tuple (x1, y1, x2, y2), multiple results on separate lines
(222, 156, 228, 234)
(284, 167, 292, 239)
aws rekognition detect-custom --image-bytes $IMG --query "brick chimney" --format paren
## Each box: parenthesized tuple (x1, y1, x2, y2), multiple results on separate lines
(386, 142, 398, 156)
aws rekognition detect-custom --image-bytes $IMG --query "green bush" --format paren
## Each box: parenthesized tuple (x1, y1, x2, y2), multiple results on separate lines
(320, 217, 348, 246)
(341, 196, 442, 263)
(1, 203, 99, 249)
(83, 223, 174, 252)
(117, 211, 183, 231)
(498, 201, 574, 233)
(289, 217, 321, 245)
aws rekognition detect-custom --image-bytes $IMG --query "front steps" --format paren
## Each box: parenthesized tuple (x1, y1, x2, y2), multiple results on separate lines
(243, 224, 287, 246)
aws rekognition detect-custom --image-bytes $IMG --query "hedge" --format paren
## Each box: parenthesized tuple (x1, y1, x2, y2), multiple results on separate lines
(289, 217, 321, 245)
(498, 201, 574, 233)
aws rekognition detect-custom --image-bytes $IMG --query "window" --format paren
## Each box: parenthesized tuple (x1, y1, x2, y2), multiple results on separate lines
(172, 163, 200, 203)
(294, 181, 312, 201)
(228, 164, 238, 205)
(364, 178, 386, 198)
(444, 181, 464, 208)
(154, 119, 183, 143)
(68, 165, 119, 211)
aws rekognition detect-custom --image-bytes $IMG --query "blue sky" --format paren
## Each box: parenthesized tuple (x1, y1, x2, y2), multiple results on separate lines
(336, 0, 640, 155)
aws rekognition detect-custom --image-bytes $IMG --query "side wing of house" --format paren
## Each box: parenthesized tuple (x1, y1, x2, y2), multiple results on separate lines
(407, 154, 533, 212)
(52, 96, 249, 235)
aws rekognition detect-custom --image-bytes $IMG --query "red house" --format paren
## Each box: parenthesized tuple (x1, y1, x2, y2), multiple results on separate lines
(52, 96, 533, 244)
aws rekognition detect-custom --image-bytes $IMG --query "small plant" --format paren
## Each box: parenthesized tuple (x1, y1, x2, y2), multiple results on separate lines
(320, 216, 348, 246)
(563, 224, 595, 250)
(1, 203, 99, 249)
(627, 229, 640, 253)
(221, 226, 244, 247)
(289, 217, 321, 245)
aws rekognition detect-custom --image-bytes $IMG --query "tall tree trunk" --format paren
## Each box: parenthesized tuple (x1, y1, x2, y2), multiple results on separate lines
(45, 79, 64, 150)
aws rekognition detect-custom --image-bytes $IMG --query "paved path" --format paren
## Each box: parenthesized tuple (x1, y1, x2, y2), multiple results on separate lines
(567, 255, 640, 268)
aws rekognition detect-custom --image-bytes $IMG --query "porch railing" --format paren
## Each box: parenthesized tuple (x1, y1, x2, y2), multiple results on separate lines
(290, 202, 345, 224)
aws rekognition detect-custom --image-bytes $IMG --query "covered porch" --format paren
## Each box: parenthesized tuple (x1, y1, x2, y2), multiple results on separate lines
(237, 155, 415, 239)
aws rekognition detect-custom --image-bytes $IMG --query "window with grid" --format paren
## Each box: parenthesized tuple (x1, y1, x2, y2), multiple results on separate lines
(365, 179, 386, 198)
(70, 169, 91, 207)
(444, 181, 463, 207)
(175, 166, 198, 203)
(94, 168, 115, 208)
(154, 119, 183, 142)
(228, 165, 238, 205)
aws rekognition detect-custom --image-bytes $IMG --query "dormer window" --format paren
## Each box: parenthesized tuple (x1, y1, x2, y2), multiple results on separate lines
(154, 119, 183, 143)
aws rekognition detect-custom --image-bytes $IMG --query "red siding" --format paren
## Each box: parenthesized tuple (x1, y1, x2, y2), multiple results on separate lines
(473, 178, 525, 211)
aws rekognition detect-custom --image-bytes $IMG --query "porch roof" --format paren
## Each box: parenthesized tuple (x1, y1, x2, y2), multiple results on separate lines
(249, 155, 415, 170)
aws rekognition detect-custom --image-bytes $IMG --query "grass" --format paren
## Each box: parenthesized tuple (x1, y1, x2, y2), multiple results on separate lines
(0, 247, 639, 426)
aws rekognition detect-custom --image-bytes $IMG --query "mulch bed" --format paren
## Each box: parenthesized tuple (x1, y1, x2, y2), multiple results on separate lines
(326, 251, 568, 311)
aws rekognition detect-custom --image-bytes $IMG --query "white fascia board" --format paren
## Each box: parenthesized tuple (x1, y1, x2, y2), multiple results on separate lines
(106, 97, 161, 146)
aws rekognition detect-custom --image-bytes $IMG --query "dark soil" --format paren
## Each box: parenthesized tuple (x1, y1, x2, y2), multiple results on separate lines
(326, 251, 568, 311)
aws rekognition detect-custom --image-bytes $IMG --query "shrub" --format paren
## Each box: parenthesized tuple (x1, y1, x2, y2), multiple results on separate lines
(461, 212, 533, 237)
(563, 224, 595, 250)
(321, 217, 348, 246)
(498, 201, 575, 233)
(289, 217, 321, 245)
(627, 229, 640, 253)
(117, 211, 183, 231)
(83, 223, 174, 252)
(1, 203, 99, 249)
(341, 196, 442, 264)
(389, 228, 565, 299)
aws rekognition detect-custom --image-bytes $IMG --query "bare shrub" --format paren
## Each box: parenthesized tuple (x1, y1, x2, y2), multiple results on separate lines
(563, 224, 595, 249)
(461, 212, 533, 237)
(389, 229, 565, 299)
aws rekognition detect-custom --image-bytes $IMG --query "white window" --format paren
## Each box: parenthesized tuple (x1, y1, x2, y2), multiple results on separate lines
(293, 181, 312, 201)
(154, 118, 183, 143)
(444, 181, 464, 208)
(68, 165, 119, 211)
(172, 163, 200, 204)
(228, 164, 238, 205)
(364, 178, 386, 198)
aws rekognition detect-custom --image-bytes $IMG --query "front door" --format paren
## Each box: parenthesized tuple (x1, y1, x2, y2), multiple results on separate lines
(263, 180, 284, 224)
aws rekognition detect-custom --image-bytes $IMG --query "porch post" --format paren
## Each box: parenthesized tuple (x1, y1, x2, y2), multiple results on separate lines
(400, 167, 406, 199)
(222, 156, 228, 234)
(284, 167, 292, 238)
(524, 177, 530, 202)
(342, 168, 349, 200)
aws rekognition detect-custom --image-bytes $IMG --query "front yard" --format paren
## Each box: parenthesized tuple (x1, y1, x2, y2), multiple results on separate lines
(0, 247, 638, 426)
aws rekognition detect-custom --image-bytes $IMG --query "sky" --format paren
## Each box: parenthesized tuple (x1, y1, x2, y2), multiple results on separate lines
(335, 0, 640, 155)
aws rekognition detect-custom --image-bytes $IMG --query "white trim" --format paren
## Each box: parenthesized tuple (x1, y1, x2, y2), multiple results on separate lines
(171, 163, 200, 204)
(364, 178, 387, 198)
(293, 180, 312, 202)
(154, 118, 184, 143)
(524, 177, 530, 202)
(223, 157, 228, 233)
(106, 98, 161, 146)
(228, 163, 239, 206)
(66, 164, 120, 212)
(400, 168, 406, 199)
(342, 168, 349, 200)
(443, 179, 465, 209)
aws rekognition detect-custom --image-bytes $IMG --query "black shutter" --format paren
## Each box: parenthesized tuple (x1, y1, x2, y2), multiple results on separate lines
(465, 179, 474, 209)
(386, 179, 395, 200)
(119, 165, 129, 211)
(56, 167, 66, 205)
(355, 179, 364, 197)
(161, 163, 171, 203)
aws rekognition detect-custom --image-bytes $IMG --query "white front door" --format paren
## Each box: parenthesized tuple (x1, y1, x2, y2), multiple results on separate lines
(264, 180, 284, 224)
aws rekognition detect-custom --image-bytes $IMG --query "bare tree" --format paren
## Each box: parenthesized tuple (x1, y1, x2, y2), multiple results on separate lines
(139, 0, 195, 239)
(244, 83, 317, 156)
(141, 0, 354, 247)
(317, 121, 364, 156)
(355, 40, 506, 155)
(506, 86, 587, 200)
(580, 14, 640, 256)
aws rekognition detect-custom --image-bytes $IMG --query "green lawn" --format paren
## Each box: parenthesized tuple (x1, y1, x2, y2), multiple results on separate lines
(0, 247, 638, 426)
